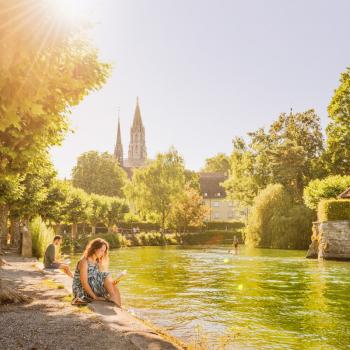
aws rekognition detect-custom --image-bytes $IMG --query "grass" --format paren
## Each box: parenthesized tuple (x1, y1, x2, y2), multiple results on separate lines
(40, 278, 64, 290)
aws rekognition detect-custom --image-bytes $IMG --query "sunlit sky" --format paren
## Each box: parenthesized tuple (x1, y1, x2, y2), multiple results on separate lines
(50, 0, 350, 179)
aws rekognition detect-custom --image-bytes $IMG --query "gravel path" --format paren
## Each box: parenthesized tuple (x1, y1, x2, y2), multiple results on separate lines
(0, 256, 139, 350)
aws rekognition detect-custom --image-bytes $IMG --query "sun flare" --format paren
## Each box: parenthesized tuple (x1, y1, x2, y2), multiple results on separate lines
(48, 0, 95, 22)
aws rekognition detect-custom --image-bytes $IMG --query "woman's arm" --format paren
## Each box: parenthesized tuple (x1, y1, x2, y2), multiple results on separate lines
(79, 259, 100, 300)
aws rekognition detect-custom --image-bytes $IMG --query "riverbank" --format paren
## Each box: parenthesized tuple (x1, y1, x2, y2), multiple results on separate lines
(0, 254, 182, 350)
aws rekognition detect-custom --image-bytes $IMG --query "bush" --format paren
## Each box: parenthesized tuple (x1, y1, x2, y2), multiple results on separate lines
(303, 175, 350, 210)
(30, 217, 55, 258)
(180, 230, 243, 245)
(246, 184, 314, 249)
(204, 221, 244, 231)
(318, 199, 350, 221)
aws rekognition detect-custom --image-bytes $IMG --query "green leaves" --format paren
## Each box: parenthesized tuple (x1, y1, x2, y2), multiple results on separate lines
(72, 151, 127, 197)
(325, 67, 350, 175)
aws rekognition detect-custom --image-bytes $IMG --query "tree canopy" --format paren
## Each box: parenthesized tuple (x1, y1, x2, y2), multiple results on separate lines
(72, 151, 127, 197)
(324, 67, 350, 175)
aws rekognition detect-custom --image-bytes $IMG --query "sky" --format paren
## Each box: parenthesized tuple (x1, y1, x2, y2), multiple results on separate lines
(50, 0, 350, 179)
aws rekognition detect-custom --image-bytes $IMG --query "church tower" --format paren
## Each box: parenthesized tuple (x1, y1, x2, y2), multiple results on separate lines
(114, 117, 123, 166)
(127, 97, 147, 167)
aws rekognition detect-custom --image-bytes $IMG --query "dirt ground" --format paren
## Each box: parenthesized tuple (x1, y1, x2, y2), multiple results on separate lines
(0, 256, 139, 350)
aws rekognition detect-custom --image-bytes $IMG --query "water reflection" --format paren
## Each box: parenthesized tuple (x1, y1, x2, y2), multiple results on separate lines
(70, 246, 350, 349)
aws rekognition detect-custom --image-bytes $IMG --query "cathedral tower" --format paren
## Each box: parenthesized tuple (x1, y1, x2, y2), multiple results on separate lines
(114, 117, 123, 166)
(126, 97, 147, 167)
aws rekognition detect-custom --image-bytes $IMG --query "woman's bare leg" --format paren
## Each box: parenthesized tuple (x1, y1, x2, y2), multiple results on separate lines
(104, 276, 121, 306)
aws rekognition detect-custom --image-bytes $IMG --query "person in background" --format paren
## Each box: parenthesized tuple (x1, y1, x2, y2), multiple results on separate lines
(233, 235, 239, 255)
(72, 238, 121, 307)
(44, 235, 73, 277)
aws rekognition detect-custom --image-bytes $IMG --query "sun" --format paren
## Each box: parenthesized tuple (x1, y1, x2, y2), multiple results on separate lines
(48, 0, 95, 23)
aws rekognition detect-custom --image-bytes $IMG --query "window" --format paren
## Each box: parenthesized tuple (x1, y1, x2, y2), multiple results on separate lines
(212, 201, 220, 207)
(217, 192, 221, 197)
(227, 211, 233, 218)
(204, 193, 208, 197)
(214, 212, 220, 219)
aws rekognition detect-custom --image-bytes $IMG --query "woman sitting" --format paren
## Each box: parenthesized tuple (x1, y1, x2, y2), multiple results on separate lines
(72, 238, 121, 307)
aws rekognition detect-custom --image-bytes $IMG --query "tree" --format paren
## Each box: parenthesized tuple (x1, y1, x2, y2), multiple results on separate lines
(62, 187, 89, 239)
(169, 186, 209, 232)
(324, 67, 350, 175)
(72, 151, 127, 197)
(202, 153, 230, 174)
(105, 197, 129, 232)
(0, 0, 111, 250)
(124, 148, 186, 230)
(224, 137, 260, 206)
(87, 194, 110, 235)
(224, 110, 324, 205)
(245, 184, 314, 249)
(303, 175, 350, 210)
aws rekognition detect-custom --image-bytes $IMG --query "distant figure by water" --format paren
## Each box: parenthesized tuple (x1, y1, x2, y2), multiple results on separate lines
(232, 235, 239, 255)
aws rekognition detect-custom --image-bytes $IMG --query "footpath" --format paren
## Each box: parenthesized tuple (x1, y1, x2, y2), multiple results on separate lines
(0, 255, 182, 350)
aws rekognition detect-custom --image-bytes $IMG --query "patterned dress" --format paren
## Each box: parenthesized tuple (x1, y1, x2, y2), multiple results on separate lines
(72, 259, 110, 302)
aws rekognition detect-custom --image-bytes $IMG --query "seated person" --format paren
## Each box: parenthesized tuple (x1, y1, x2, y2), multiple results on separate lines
(44, 235, 73, 278)
(72, 238, 121, 307)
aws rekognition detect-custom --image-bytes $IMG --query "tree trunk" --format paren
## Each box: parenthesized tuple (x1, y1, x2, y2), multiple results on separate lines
(0, 204, 9, 251)
(71, 223, 78, 239)
(10, 217, 20, 248)
(21, 217, 32, 258)
(54, 224, 62, 235)
(91, 225, 96, 235)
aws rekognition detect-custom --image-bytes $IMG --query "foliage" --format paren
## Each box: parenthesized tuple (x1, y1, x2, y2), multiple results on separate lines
(318, 199, 350, 222)
(180, 230, 243, 245)
(124, 148, 187, 229)
(30, 216, 55, 259)
(325, 67, 350, 175)
(245, 184, 314, 249)
(62, 187, 90, 225)
(303, 175, 350, 210)
(87, 194, 110, 234)
(39, 179, 71, 224)
(9, 154, 56, 220)
(72, 151, 126, 197)
(169, 186, 209, 232)
(0, 1, 111, 176)
(224, 110, 324, 205)
(202, 153, 230, 174)
(105, 197, 129, 231)
(205, 221, 245, 231)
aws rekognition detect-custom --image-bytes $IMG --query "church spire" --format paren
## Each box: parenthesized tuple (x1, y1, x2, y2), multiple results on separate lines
(127, 97, 147, 167)
(114, 111, 123, 166)
(132, 96, 144, 129)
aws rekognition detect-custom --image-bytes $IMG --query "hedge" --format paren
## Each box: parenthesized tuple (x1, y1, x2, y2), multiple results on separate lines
(318, 199, 350, 222)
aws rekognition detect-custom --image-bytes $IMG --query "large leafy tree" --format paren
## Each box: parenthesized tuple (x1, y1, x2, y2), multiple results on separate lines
(202, 153, 230, 174)
(245, 184, 314, 249)
(169, 186, 209, 232)
(324, 67, 350, 175)
(124, 148, 186, 230)
(0, 0, 111, 249)
(72, 151, 127, 197)
(225, 110, 324, 205)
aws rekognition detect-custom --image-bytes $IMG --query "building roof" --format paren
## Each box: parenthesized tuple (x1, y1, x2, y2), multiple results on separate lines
(199, 172, 228, 199)
(338, 187, 350, 199)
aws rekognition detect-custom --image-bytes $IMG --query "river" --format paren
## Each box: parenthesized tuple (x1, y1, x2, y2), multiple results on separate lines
(70, 245, 350, 349)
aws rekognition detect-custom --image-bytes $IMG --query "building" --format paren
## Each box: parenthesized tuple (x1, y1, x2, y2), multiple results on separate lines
(199, 172, 245, 222)
(114, 97, 147, 176)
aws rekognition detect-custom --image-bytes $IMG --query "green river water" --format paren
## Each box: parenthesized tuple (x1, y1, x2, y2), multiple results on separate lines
(70, 246, 350, 349)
